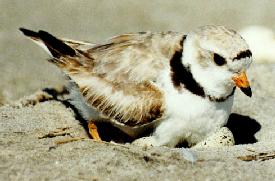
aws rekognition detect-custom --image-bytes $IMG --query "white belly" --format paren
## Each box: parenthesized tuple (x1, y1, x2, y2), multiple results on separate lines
(67, 78, 234, 144)
(160, 89, 234, 145)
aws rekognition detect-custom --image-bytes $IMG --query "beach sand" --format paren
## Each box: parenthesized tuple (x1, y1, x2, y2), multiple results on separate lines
(1, 64, 275, 181)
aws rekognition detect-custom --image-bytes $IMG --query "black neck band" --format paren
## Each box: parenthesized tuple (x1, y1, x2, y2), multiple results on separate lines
(170, 36, 235, 102)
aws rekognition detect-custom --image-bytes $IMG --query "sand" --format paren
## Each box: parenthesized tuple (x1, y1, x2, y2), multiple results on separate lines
(1, 1, 275, 180)
(1, 64, 275, 181)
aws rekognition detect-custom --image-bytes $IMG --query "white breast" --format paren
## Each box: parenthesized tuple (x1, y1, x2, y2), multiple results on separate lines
(156, 70, 234, 145)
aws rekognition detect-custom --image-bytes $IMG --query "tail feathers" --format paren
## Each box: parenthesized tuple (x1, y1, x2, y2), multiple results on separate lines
(19, 28, 76, 58)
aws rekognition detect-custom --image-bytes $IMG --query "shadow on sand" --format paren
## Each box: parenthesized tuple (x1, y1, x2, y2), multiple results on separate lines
(225, 113, 261, 145)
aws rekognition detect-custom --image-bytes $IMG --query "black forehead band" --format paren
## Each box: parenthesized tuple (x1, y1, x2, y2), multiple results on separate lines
(233, 49, 252, 61)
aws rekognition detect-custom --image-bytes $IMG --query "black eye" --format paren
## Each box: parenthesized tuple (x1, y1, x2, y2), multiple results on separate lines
(213, 53, 226, 66)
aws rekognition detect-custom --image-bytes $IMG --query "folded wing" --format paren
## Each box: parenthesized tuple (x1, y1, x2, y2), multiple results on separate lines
(20, 28, 184, 126)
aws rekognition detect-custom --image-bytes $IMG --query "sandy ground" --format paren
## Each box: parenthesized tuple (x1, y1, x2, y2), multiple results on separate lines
(1, 64, 275, 181)
(1, 1, 275, 180)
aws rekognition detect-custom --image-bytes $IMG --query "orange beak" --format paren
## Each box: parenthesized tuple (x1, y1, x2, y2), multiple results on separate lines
(232, 72, 252, 97)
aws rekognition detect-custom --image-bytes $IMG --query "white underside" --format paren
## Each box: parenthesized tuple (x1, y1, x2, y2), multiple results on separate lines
(155, 88, 233, 146)
(151, 70, 234, 147)
(67, 68, 234, 146)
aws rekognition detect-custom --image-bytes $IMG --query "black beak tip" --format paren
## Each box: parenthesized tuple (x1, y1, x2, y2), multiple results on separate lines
(240, 87, 252, 97)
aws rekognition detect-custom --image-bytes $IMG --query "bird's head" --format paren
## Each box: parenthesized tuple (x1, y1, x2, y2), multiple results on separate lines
(182, 25, 252, 99)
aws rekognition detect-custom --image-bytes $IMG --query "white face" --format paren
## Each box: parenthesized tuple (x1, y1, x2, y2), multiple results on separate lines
(199, 38, 252, 72)
(183, 31, 253, 98)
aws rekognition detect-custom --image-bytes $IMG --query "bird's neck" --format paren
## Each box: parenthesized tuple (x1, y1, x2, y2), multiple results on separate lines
(178, 36, 236, 102)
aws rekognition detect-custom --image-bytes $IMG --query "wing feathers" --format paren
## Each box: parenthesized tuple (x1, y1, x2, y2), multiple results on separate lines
(19, 28, 76, 58)
(76, 76, 164, 126)
(20, 29, 185, 127)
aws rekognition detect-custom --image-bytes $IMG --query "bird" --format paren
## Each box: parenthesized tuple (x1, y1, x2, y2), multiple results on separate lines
(19, 25, 252, 147)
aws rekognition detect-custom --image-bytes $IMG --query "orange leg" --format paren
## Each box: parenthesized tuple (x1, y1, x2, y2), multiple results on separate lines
(88, 121, 102, 141)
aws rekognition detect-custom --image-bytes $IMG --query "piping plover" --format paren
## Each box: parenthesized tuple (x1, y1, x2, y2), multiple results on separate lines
(20, 25, 252, 147)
